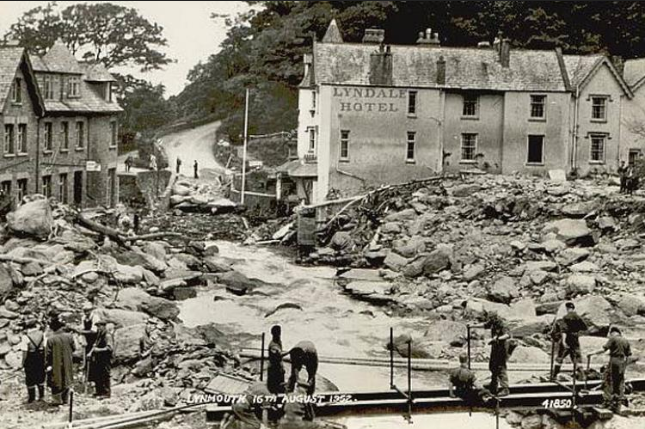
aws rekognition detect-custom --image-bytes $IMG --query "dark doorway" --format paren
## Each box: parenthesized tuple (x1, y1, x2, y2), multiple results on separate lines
(73, 171, 83, 205)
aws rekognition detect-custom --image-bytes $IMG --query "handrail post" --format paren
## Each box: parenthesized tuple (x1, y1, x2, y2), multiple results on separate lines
(467, 325, 471, 370)
(407, 339, 412, 419)
(260, 332, 265, 381)
(390, 327, 394, 389)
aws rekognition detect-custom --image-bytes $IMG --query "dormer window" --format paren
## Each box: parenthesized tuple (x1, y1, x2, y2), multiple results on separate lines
(67, 76, 81, 98)
(11, 78, 22, 104)
(43, 75, 56, 100)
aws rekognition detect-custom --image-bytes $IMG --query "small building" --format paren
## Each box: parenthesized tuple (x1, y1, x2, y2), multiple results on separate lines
(0, 41, 122, 209)
(297, 21, 635, 203)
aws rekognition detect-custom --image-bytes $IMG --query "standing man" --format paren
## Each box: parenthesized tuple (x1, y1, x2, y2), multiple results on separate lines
(472, 312, 510, 397)
(553, 302, 588, 380)
(589, 327, 632, 413)
(267, 325, 286, 394)
(133, 319, 157, 377)
(78, 303, 100, 365)
(618, 161, 628, 194)
(125, 155, 133, 172)
(22, 317, 46, 403)
(193, 160, 199, 179)
(88, 321, 113, 398)
(149, 153, 157, 171)
(46, 315, 75, 405)
(176, 157, 182, 174)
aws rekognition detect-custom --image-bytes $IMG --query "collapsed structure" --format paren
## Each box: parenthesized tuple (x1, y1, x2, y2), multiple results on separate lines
(0, 40, 122, 210)
(294, 20, 645, 203)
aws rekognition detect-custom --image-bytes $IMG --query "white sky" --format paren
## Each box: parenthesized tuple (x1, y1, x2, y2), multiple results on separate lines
(0, 1, 252, 96)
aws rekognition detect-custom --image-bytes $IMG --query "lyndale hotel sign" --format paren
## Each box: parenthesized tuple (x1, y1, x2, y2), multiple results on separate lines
(333, 87, 407, 113)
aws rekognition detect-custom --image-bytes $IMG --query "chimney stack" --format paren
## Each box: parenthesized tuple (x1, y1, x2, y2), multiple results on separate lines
(436, 56, 446, 85)
(370, 44, 393, 86)
(303, 53, 313, 76)
(499, 38, 510, 68)
(363, 28, 385, 44)
(417, 27, 440, 46)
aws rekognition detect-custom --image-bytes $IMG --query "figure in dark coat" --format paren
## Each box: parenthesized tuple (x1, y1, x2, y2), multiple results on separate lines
(267, 325, 286, 394)
(193, 160, 199, 179)
(88, 321, 113, 397)
(590, 327, 632, 413)
(46, 318, 75, 405)
(23, 317, 46, 403)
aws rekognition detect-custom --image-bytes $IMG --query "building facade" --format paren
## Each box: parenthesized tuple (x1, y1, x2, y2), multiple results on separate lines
(0, 41, 122, 209)
(297, 21, 640, 203)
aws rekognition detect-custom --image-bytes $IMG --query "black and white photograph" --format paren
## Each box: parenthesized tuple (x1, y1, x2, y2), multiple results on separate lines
(0, 1, 644, 428)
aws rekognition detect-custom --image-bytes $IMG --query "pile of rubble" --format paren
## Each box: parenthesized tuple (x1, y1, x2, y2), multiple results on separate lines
(266, 175, 645, 370)
(0, 196, 264, 425)
(169, 179, 238, 214)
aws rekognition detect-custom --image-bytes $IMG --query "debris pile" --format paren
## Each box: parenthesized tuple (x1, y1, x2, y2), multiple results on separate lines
(169, 178, 238, 214)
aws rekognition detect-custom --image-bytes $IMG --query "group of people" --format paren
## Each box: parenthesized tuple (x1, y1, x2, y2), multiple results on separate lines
(222, 325, 318, 429)
(21, 304, 113, 406)
(449, 303, 632, 413)
(175, 157, 200, 179)
(618, 161, 639, 194)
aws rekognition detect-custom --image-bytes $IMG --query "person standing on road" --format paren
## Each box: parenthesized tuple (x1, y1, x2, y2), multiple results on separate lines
(193, 160, 199, 179)
(46, 316, 75, 405)
(149, 154, 157, 171)
(618, 161, 628, 193)
(589, 327, 632, 413)
(176, 157, 182, 174)
(22, 317, 46, 403)
(125, 155, 133, 172)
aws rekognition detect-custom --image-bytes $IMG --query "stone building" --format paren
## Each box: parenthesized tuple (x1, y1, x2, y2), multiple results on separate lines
(0, 41, 122, 209)
(297, 21, 639, 203)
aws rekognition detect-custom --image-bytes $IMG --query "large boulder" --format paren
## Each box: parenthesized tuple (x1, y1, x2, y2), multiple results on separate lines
(566, 274, 596, 297)
(217, 271, 270, 296)
(510, 315, 552, 337)
(466, 298, 537, 321)
(6, 199, 53, 239)
(115, 288, 179, 321)
(561, 201, 597, 218)
(488, 276, 519, 304)
(422, 244, 453, 276)
(330, 231, 355, 252)
(383, 252, 408, 272)
(384, 208, 417, 223)
(95, 308, 148, 327)
(615, 293, 645, 317)
(508, 346, 550, 364)
(542, 219, 595, 247)
(0, 265, 13, 296)
(571, 296, 612, 334)
(557, 248, 590, 266)
(423, 320, 467, 343)
(112, 323, 147, 363)
(113, 264, 144, 284)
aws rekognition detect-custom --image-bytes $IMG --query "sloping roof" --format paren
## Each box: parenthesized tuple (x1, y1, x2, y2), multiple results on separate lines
(35, 42, 83, 74)
(0, 45, 45, 115)
(0, 45, 25, 107)
(322, 19, 344, 44)
(274, 159, 317, 177)
(563, 55, 603, 88)
(624, 58, 645, 91)
(313, 42, 569, 92)
(43, 84, 123, 113)
(563, 54, 632, 97)
(80, 62, 117, 82)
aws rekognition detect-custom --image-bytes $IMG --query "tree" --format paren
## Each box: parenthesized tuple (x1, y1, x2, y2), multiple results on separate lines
(5, 2, 172, 72)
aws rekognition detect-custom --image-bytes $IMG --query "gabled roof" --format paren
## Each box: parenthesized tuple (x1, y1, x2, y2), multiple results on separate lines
(313, 42, 569, 92)
(322, 19, 344, 44)
(624, 58, 645, 92)
(563, 54, 633, 98)
(33, 41, 83, 74)
(0, 45, 45, 116)
(80, 62, 117, 82)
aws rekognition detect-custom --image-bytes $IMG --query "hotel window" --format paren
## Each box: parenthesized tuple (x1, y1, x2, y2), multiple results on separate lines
(61, 121, 69, 150)
(340, 130, 350, 161)
(4, 124, 15, 155)
(406, 132, 416, 162)
(67, 76, 81, 98)
(591, 96, 607, 121)
(76, 121, 85, 149)
(17, 124, 27, 154)
(462, 94, 479, 117)
(408, 90, 417, 115)
(42, 175, 52, 198)
(530, 95, 546, 119)
(461, 133, 477, 161)
(17, 179, 28, 204)
(308, 127, 316, 152)
(59, 173, 68, 204)
(44, 75, 56, 100)
(527, 135, 544, 164)
(590, 134, 606, 163)
(44, 122, 53, 151)
(110, 121, 118, 147)
(11, 78, 22, 103)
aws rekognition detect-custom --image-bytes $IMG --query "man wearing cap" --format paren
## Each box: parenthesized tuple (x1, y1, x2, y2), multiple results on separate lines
(88, 320, 113, 398)
(553, 302, 588, 379)
(22, 317, 46, 403)
(267, 325, 286, 394)
(46, 316, 75, 405)
(132, 319, 157, 377)
(589, 327, 632, 413)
